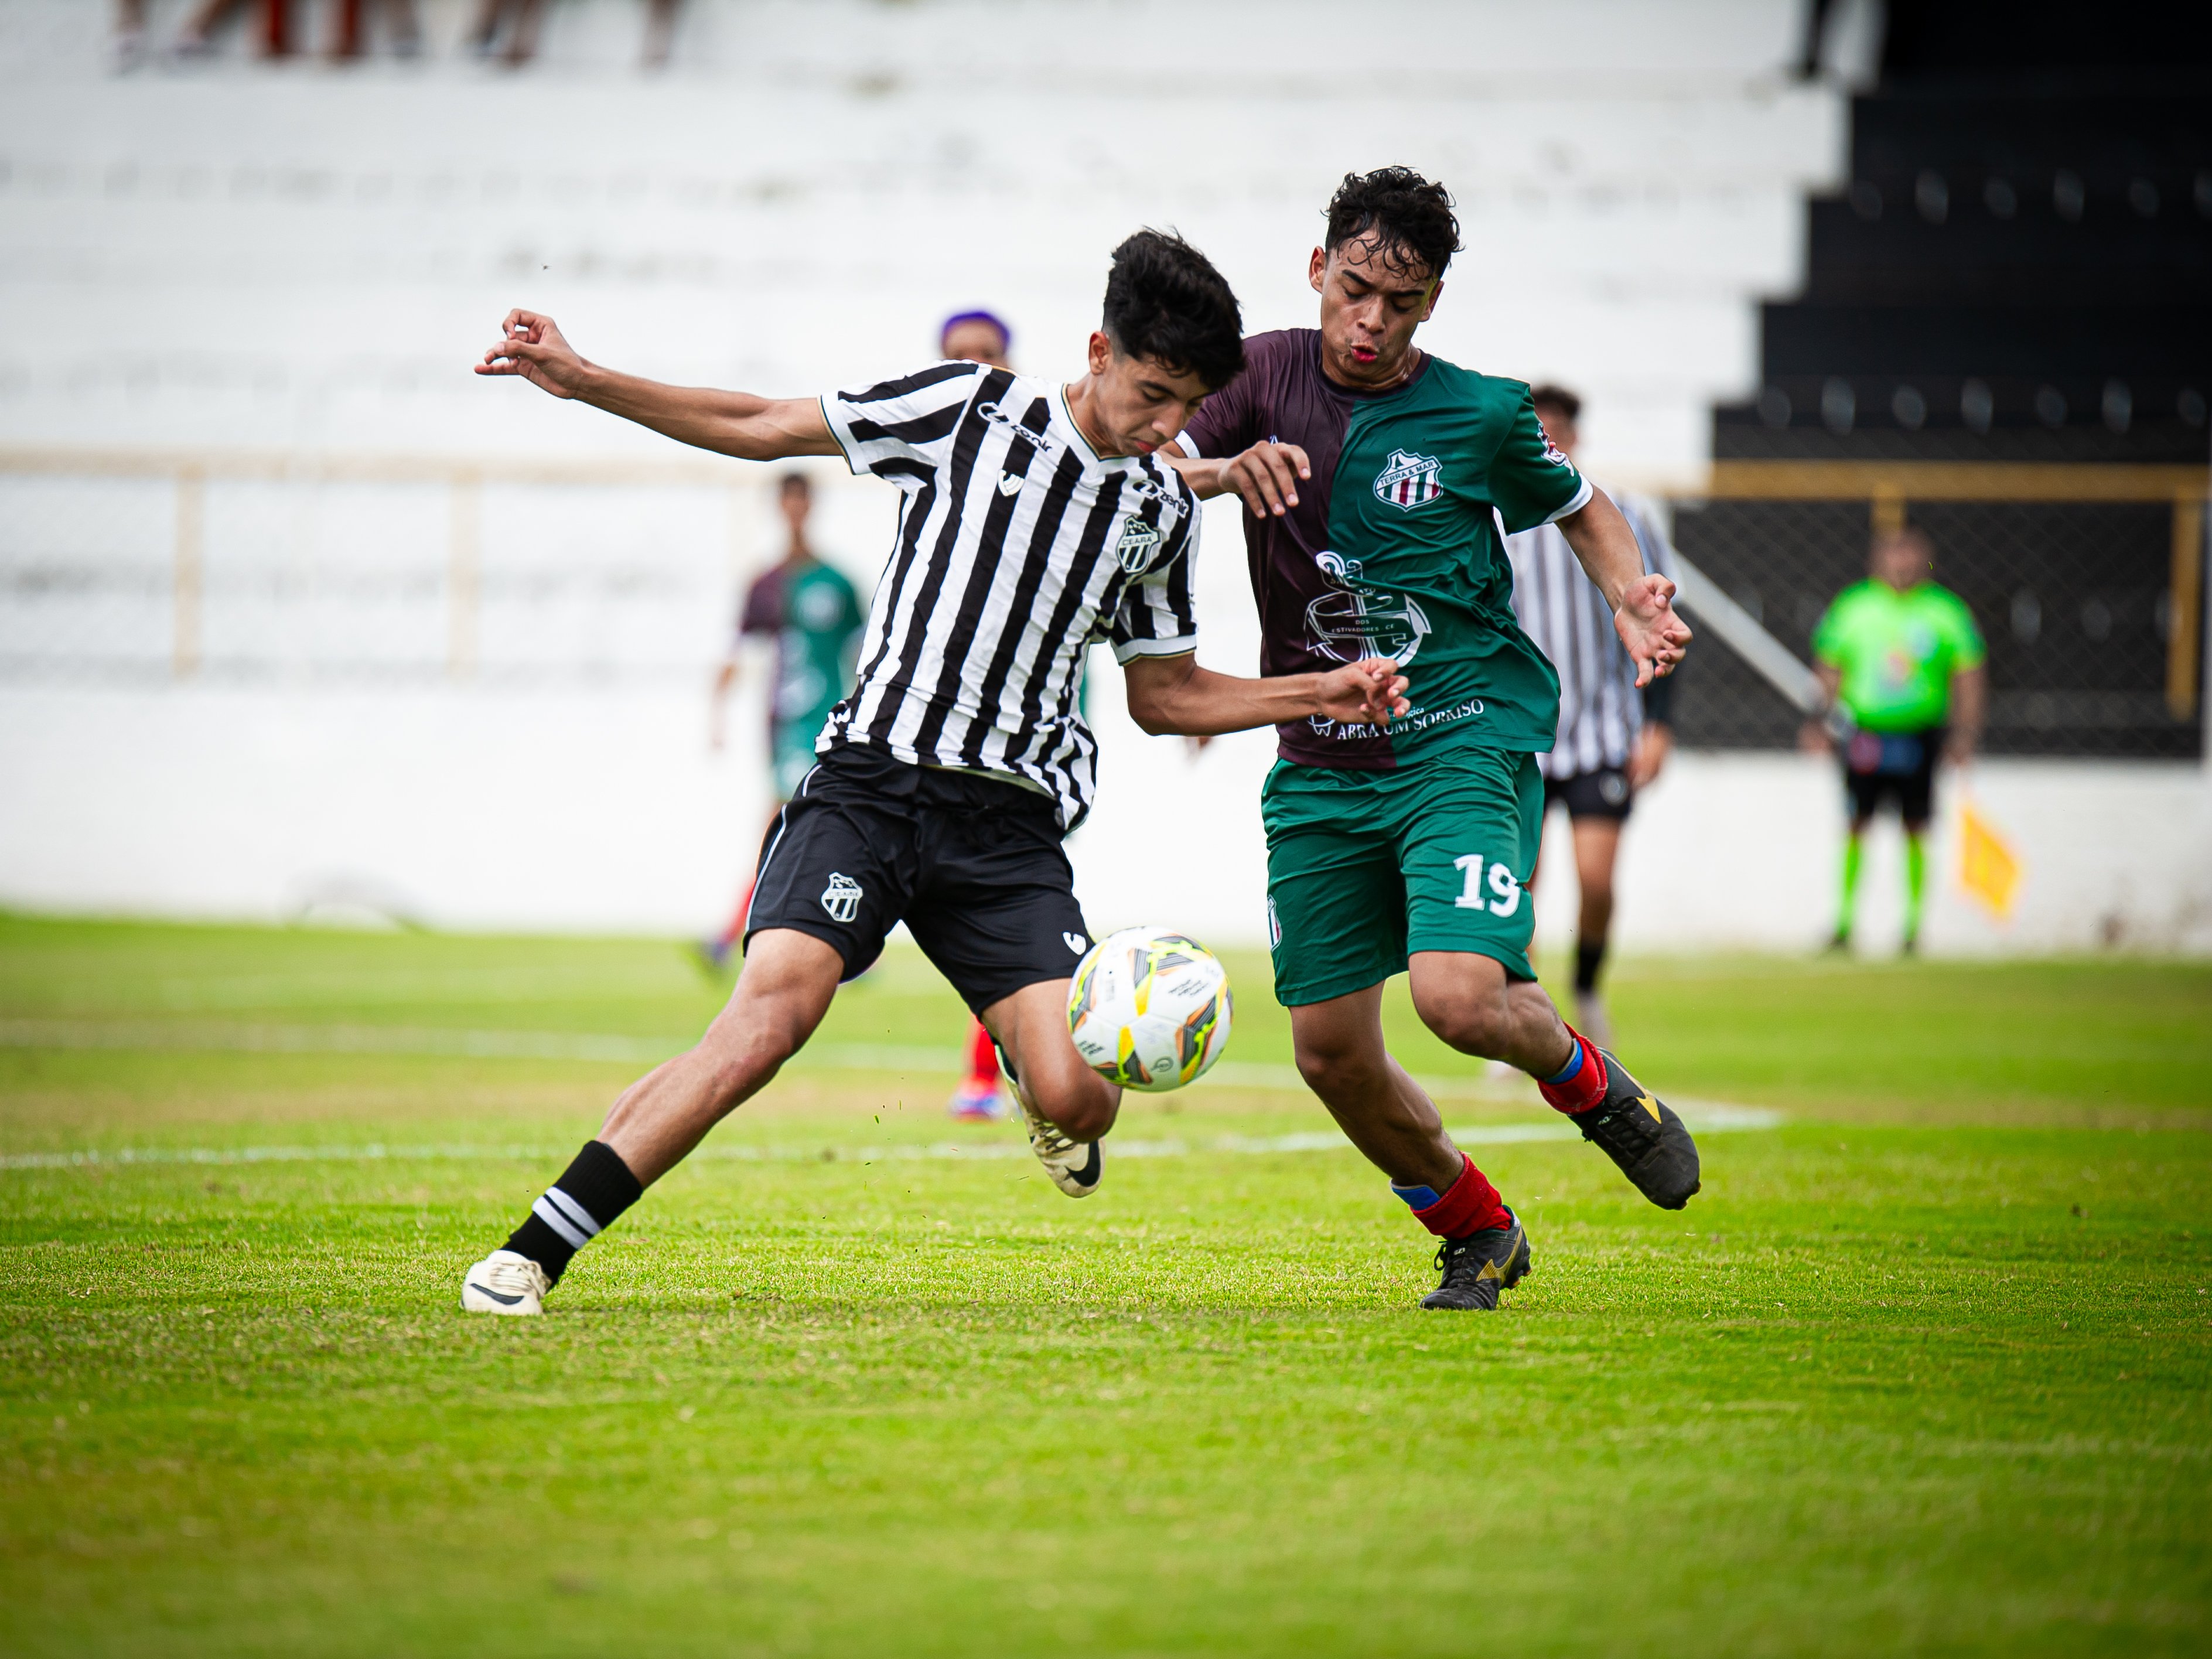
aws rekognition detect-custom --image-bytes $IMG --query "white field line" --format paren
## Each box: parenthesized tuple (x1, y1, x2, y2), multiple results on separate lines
(0, 1018, 1528, 1102)
(0, 1107, 1783, 1173)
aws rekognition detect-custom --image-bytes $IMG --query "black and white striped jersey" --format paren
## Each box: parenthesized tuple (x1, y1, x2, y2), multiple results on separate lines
(1506, 491, 1678, 779)
(817, 360, 1200, 831)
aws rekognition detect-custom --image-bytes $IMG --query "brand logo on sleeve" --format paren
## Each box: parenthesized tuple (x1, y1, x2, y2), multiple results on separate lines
(1372, 449, 1443, 510)
(1114, 517, 1163, 572)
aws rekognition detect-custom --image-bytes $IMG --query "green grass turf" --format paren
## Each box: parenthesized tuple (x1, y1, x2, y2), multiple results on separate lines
(2, 913, 2208, 1656)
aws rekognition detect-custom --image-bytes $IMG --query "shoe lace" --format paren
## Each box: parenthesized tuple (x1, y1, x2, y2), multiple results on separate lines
(484, 1255, 548, 1295)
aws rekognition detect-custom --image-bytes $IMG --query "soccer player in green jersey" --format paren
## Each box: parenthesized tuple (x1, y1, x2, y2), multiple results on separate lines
(1809, 527, 1987, 954)
(701, 472, 867, 972)
(1168, 167, 1700, 1310)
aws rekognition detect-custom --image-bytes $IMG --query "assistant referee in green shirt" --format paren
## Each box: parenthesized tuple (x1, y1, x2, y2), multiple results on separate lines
(1809, 527, 1987, 954)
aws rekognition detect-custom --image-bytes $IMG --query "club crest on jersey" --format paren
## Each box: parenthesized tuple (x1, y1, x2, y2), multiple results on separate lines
(820, 872, 863, 924)
(1114, 517, 1162, 572)
(1373, 449, 1443, 510)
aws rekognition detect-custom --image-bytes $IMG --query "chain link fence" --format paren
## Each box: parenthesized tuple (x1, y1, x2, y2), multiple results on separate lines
(1662, 463, 2207, 759)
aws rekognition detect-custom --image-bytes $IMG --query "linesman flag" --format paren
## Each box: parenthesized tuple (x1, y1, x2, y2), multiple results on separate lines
(1957, 798, 2022, 920)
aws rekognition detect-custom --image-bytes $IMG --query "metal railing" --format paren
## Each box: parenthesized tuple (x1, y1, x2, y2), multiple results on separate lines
(4, 447, 2206, 757)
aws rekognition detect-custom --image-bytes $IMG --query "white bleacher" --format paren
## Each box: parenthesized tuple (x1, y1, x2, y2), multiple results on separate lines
(0, 0, 1845, 475)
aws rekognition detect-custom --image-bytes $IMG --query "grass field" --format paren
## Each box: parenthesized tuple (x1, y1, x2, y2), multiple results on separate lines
(3, 914, 2208, 1657)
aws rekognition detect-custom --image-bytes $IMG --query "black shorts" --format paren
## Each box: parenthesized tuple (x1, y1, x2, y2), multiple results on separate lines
(743, 744, 1094, 1014)
(1842, 727, 1943, 824)
(1543, 766, 1635, 823)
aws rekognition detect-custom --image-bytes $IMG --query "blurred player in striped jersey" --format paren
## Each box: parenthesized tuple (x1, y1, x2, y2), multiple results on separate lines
(1504, 385, 1678, 1044)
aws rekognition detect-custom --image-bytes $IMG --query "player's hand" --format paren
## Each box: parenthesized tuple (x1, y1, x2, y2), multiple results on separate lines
(1629, 722, 1672, 789)
(1314, 657, 1409, 726)
(1220, 441, 1312, 520)
(1613, 573, 1691, 688)
(1798, 719, 1834, 755)
(476, 309, 589, 399)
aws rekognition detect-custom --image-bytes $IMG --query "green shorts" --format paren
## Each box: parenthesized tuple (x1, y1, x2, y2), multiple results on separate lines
(1261, 747, 1544, 1006)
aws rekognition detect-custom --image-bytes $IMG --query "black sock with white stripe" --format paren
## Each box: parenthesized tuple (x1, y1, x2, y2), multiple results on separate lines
(503, 1141, 643, 1284)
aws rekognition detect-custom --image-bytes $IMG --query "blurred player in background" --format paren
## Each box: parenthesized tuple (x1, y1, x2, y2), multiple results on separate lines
(938, 306, 1018, 1121)
(939, 309, 1013, 370)
(1506, 385, 1678, 1046)
(1808, 527, 1986, 955)
(698, 472, 863, 974)
(459, 232, 1408, 1316)
(1170, 167, 1701, 1312)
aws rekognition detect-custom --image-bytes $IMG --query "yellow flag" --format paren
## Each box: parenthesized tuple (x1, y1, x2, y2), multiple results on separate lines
(1957, 798, 2022, 919)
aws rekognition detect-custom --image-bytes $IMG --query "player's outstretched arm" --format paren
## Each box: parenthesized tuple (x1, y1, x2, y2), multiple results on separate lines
(1160, 439, 1313, 519)
(1557, 488, 1692, 687)
(476, 309, 839, 461)
(1122, 653, 1408, 738)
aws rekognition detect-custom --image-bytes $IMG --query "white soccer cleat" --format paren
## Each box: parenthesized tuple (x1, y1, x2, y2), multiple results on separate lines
(460, 1249, 551, 1316)
(1010, 1074, 1102, 1199)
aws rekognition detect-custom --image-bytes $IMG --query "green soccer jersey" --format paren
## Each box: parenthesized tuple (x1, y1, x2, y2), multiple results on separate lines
(1181, 330, 1590, 768)
(741, 555, 865, 796)
(1811, 579, 1986, 733)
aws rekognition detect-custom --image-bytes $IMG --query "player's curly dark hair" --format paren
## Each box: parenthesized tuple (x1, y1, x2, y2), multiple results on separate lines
(1101, 229, 1245, 391)
(1324, 166, 1462, 281)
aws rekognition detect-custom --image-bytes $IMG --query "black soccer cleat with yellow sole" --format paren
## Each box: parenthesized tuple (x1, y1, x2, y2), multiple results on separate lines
(1576, 1048, 1701, 1209)
(1421, 1210, 1531, 1311)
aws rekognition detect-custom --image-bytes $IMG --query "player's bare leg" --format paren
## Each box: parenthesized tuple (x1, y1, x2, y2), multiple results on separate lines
(1408, 950, 1699, 1210)
(600, 930, 844, 1182)
(461, 930, 842, 1314)
(982, 979, 1119, 1197)
(1289, 985, 1528, 1310)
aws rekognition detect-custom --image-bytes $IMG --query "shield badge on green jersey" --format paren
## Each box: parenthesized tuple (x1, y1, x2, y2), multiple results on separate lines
(1373, 449, 1442, 510)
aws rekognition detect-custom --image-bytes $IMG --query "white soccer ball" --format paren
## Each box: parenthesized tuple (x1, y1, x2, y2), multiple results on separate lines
(1065, 927, 1233, 1093)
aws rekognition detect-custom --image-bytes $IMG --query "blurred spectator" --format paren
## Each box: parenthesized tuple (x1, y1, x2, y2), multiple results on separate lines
(1506, 385, 1678, 1045)
(471, 0, 681, 68)
(331, 0, 421, 59)
(938, 309, 1013, 368)
(1807, 527, 1987, 954)
(112, 0, 148, 67)
(172, 0, 286, 55)
(169, 0, 418, 58)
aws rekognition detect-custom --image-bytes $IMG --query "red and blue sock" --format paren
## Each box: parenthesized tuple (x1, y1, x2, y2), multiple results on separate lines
(1536, 1025, 1609, 1117)
(1391, 1151, 1511, 1239)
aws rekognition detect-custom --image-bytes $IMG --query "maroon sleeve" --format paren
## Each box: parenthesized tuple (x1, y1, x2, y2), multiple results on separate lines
(739, 568, 782, 637)
(1179, 333, 1275, 459)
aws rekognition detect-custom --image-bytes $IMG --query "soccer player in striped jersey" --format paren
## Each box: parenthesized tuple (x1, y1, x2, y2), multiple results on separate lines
(456, 231, 1409, 1316)
(1169, 168, 1701, 1311)
(1504, 385, 1680, 1046)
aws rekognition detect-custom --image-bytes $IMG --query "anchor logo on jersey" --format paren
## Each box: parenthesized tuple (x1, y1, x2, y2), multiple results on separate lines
(1372, 449, 1443, 510)
(1305, 551, 1432, 669)
(1114, 517, 1163, 573)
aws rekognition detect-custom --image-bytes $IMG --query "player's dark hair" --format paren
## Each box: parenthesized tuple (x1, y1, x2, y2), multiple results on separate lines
(779, 472, 810, 497)
(1324, 166, 1462, 281)
(1530, 384, 1582, 424)
(1100, 230, 1245, 391)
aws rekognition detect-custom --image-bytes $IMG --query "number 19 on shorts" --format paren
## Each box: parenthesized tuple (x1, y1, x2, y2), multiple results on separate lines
(1453, 854, 1522, 916)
